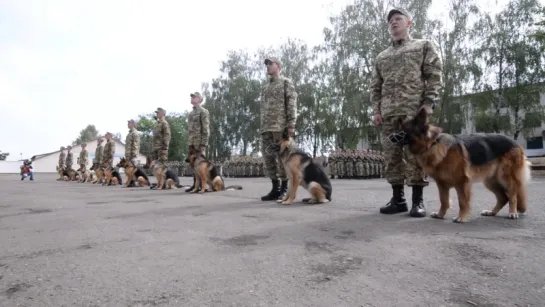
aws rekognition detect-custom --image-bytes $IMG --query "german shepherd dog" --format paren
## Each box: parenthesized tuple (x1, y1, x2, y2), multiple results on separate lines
(184, 147, 242, 193)
(276, 137, 332, 205)
(90, 163, 104, 184)
(392, 105, 531, 223)
(103, 166, 123, 186)
(77, 167, 89, 183)
(117, 157, 150, 187)
(144, 157, 183, 190)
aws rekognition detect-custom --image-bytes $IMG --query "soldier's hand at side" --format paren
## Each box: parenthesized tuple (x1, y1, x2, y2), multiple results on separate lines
(373, 114, 383, 127)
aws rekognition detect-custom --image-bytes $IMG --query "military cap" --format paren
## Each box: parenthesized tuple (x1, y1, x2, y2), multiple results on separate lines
(81, 142, 87, 146)
(60, 146, 65, 150)
(264, 57, 282, 67)
(127, 119, 136, 124)
(190, 92, 202, 99)
(97, 138, 103, 142)
(105, 132, 113, 136)
(67, 145, 72, 150)
(387, 8, 412, 22)
(155, 107, 166, 114)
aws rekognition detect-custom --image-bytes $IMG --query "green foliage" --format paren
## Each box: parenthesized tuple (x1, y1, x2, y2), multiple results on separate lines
(135, 113, 189, 161)
(0, 151, 9, 161)
(73, 124, 99, 145)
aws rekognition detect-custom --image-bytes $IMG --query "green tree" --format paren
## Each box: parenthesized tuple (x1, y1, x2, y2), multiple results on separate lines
(73, 124, 99, 145)
(0, 151, 9, 161)
(135, 113, 188, 161)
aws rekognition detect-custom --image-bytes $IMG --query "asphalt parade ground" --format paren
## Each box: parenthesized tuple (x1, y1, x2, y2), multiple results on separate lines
(1, 173, 545, 307)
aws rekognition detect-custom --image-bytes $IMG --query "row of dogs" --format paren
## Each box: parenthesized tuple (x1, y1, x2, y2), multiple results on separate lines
(60, 107, 532, 222)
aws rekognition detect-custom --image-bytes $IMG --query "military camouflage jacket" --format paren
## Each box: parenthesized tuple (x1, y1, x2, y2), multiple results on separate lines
(94, 145, 103, 164)
(260, 76, 298, 133)
(65, 152, 73, 168)
(188, 105, 210, 147)
(152, 119, 171, 152)
(58, 152, 65, 168)
(103, 140, 115, 163)
(79, 149, 88, 166)
(125, 127, 140, 159)
(371, 37, 443, 118)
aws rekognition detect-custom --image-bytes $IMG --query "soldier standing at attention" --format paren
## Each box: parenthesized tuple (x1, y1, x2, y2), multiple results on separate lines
(65, 145, 74, 180)
(93, 138, 104, 184)
(57, 146, 66, 181)
(79, 142, 89, 182)
(152, 108, 171, 183)
(371, 8, 443, 217)
(125, 119, 141, 186)
(102, 132, 116, 170)
(259, 57, 298, 201)
(185, 92, 210, 192)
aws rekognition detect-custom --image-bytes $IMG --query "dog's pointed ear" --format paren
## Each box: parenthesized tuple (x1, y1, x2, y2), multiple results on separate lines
(414, 105, 432, 128)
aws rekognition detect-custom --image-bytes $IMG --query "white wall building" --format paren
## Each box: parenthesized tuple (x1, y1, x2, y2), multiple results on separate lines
(3, 138, 147, 174)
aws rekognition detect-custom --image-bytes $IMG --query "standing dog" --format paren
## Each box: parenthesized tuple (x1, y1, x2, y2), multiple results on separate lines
(393, 105, 531, 223)
(117, 157, 150, 187)
(276, 137, 332, 205)
(184, 147, 242, 193)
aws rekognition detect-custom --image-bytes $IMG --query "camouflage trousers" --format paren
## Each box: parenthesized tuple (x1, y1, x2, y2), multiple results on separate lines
(381, 115, 428, 187)
(261, 131, 286, 180)
(153, 150, 168, 171)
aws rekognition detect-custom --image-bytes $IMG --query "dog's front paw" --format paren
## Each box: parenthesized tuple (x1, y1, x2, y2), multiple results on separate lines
(281, 200, 293, 205)
(190, 188, 198, 193)
(507, 212, 519, 219)
(452, 216, 469, 223)
(481, 210, 496, 217)
(198, 189, 205, 194)
(430, 212, 445, 219)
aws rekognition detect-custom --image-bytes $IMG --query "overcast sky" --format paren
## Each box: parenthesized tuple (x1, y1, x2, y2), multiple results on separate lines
(0, 0, 533, 160)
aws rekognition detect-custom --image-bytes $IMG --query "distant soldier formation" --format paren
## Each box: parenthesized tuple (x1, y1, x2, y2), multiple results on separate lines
(152, 149, 384, 179)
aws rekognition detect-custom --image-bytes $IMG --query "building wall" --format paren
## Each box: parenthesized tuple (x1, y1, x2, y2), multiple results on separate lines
(27, 139, 147, 173)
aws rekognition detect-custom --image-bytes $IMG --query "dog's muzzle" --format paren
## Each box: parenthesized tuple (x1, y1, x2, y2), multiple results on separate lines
(386, 131, 409, 147)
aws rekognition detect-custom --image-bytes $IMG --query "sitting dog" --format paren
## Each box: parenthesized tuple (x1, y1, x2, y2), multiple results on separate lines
(117, 157, 150, 187)
(90, 163, 104, 184)
(184, 147, 242, 193)
(276, 137, 332, 205)
(391, 104, 531, 223)
(145, 157, 183, 190)
(103, 166, 123, 186)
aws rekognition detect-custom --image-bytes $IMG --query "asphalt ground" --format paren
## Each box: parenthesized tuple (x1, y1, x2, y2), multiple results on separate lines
(1, 173, 545, 307)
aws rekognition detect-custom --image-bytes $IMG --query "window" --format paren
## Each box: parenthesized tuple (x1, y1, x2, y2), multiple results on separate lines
(526, 136, 543, 149)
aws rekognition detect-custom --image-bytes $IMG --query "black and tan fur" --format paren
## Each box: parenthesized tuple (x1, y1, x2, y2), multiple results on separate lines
(103, 166, 123, 186)
(144, 157, 181, 190)
(276, 137, 332, 205)
(396, 105, 531, 223)
(117, 157, 150, 187)
(90, 163, 104, 184)
(184, 147, 242, 193)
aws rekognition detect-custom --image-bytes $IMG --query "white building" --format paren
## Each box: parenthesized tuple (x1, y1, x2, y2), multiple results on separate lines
(14, 138, 147, 173)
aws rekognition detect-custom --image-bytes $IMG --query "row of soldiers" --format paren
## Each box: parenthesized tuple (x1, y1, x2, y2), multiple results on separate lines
(327, 149, 385, 179)
(141, 150, 385, 179)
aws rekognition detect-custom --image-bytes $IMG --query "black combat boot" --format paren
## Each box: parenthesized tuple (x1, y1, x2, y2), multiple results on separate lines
(261, 179, 281, 201)
(185, 175, 196, 192)
(277, 180, 288, 200)
(409, 186, 426, 218)
(379, 184, 408, 214)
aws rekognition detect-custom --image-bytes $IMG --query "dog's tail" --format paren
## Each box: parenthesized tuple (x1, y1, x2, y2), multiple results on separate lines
(224, 185, 243, 191)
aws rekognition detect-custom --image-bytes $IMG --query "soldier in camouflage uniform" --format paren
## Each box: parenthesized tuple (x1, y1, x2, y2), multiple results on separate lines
(260, 57, 298, 201)
(152, 107, 171, 185)
(57, 146, 66, 181)
(125, 119, 141, 186)
(371, 8, 443, 217)
(92, 138, 104, 184)
(185, 92, 210, 192)
(329, 151, 337, 179)
(65, 145, 74, 181)
(356, 151, 364, 179)
(78, 142, 89, 182)
(102, 133, 116, 172)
